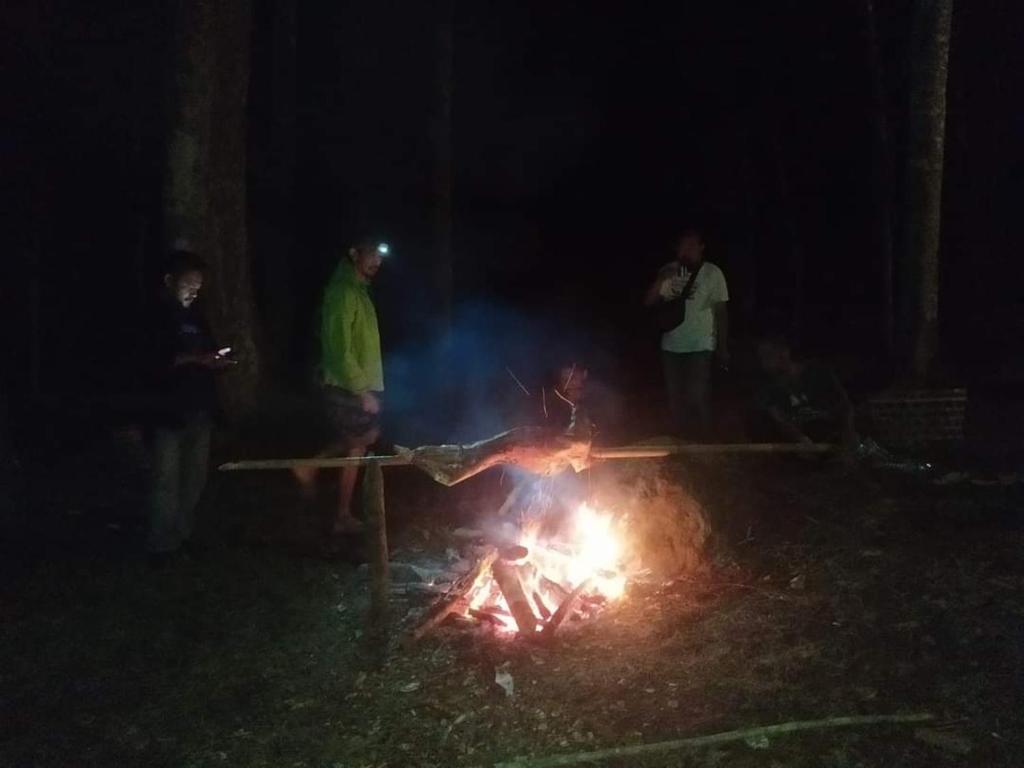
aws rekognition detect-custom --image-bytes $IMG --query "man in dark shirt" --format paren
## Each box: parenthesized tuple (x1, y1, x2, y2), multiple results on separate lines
(145, 251, 232, 556)
(753, 336, 858, 451)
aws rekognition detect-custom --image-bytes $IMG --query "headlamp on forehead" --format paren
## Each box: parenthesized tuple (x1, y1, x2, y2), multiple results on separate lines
(376, 242, 390, 256)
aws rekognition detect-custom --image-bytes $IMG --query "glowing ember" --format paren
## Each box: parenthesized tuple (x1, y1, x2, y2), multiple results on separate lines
(465, 501, 629, 634)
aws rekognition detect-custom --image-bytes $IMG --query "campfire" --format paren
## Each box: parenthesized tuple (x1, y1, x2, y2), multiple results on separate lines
(464, 501, 629, 635)
(410, 479, 638, 642)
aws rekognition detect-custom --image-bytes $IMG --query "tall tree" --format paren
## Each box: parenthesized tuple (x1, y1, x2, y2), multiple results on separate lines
(165, 0, 261, 419)
(757, 51, 804, 340)
(858, 0, 897, 359)
(901, 0, 953, 380)
(249, 0, 297, 379)
(770, 119, 804, 339)
(432, 0, 455, 338)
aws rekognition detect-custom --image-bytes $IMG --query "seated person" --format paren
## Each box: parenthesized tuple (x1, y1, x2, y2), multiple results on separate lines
(499, 357, 622, 446)
(539, 361, 622, 440)
(752, 336, 858, 451)
(501, 361, 591, 434)
(550, 362, 591, 435)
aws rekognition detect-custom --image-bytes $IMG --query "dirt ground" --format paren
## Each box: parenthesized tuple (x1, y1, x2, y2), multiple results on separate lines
(2, 430, 1023, 768)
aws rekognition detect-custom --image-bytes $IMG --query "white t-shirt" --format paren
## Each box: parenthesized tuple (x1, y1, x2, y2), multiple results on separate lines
(658, 260, 729, 353)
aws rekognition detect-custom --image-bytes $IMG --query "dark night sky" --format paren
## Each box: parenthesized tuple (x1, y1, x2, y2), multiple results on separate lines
(3, 0, 1024, 412)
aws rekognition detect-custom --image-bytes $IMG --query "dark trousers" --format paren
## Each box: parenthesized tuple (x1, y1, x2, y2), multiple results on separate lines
(147, 413, 212, 553)
(663, 351, 713, 440)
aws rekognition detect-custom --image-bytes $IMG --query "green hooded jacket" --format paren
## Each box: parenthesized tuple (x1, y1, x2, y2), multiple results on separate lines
(320, 260, 383, 393)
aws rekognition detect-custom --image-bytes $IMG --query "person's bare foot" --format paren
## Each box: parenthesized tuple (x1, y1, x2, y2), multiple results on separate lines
(331, 514, 364, 535)
(292, 466, 317, 499)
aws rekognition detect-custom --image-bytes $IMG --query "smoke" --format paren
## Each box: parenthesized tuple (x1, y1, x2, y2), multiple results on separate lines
(382, 300, 602, 445)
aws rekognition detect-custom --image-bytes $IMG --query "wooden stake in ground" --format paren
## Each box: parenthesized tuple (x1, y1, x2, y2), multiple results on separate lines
(493, 713, 934, 768)
(363, 458, 389, 641)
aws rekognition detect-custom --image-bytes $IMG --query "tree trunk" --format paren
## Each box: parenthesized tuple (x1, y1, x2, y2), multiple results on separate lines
(859, 0, 897, 359)
(28, 245, 41, 398)
(756, 49, 804, 340)
(775, 137, 803, 339)
(902, 0, 953, 381)
(432, 0, 454, 338)
(765, 101, 804, 340)
(737, 132, 758, 333)
(249, 0, 296, 381)
(165, 0, 261, 420)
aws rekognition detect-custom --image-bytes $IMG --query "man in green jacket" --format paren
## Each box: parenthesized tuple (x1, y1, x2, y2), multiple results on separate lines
(300, 239, 387, 536)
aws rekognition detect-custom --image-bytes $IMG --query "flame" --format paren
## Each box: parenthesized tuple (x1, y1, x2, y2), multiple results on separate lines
(465, 501, 628, 634)
(568, 503, 626, 599)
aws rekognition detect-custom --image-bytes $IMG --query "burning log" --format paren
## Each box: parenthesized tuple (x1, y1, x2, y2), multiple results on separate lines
(468, 607, 507, 628)
(532, 591, 552, 621)
(541, 578, 591, 641)
(499, 545, 529, 561)
(491, 560, 540, 636)
(541, 575, 571, 603)
(407, 547, 497, 643)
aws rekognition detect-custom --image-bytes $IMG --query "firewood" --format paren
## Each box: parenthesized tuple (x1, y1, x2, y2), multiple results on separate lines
(540, 579, 591, 641)
(472, 604, 512, 618)
(468, 607, 513, 630)
(491, 561, 539, 636)
(499, 545, 529, 561)
(406, 547, 497, 643)
(532, 591, 552, 621)
(540, 576, 571, 603)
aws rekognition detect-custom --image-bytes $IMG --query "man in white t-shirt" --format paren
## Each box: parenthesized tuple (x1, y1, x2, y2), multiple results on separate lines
(644, 227, 730, 439)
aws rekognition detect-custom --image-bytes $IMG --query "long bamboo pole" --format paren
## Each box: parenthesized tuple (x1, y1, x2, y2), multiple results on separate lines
(218, 443, 836, 471)
(592, 443, 836, 458)
(220, 454, 413, 471)
(494, 713, 934, 768)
